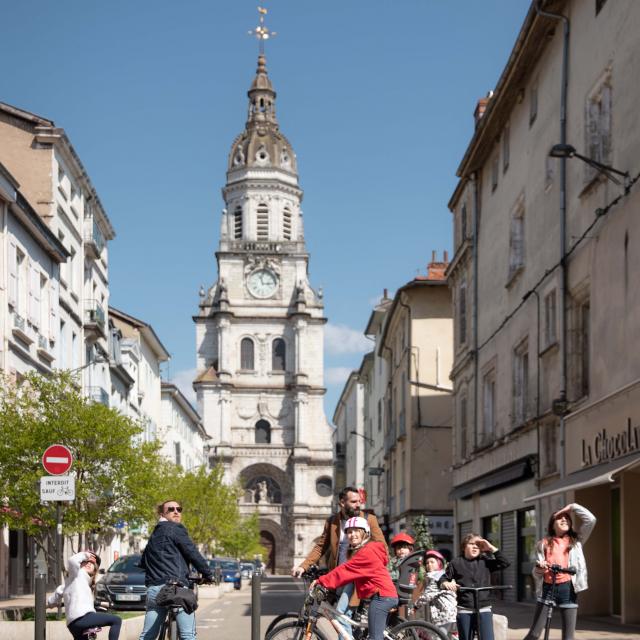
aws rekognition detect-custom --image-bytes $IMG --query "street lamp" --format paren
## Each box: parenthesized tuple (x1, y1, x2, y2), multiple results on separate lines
(349, 430, 374, 445)
(549, 143, 629, 186)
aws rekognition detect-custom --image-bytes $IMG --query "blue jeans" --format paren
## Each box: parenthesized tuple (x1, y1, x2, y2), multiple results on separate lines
(139, 584, 197, 640)
(68, 612, 122, 640)
(368, 595, 398, 640)
(336, 583, 355, 638)
(457, 611, 494, 640)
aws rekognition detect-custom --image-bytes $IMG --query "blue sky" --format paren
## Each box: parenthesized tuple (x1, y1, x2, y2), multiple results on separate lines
(1, 0, 530, 418)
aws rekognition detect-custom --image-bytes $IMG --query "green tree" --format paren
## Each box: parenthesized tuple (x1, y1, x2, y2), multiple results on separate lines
(217, 511, 265, 559)
(412, 514, 434, 551)
(0, 371, 170, 570)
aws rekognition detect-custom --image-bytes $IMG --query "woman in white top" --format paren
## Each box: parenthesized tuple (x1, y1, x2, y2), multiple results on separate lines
(48, 551, 121, 640)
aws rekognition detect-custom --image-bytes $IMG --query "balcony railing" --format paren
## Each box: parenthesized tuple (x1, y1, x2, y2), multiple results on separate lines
(84, 218, 105, 258)
(87, 386, 109, 406)
(228, 240, 297, 253)
(84, 300, 106, 333)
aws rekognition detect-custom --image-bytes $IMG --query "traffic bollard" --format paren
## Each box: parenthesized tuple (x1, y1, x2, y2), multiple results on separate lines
(251, 567, 261, 640)
(35, 574, 46, 640)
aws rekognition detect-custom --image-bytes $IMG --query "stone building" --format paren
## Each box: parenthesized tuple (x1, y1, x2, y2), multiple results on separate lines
(378, 261, 454, 551)
(447, 0, 640, 621)
(193, 55, 333, 573)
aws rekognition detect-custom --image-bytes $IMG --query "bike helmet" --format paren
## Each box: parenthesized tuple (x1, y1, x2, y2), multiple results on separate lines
(390, 532, 415, 547)
(344, 516, 370, 534)
(424, 549, 445, 570)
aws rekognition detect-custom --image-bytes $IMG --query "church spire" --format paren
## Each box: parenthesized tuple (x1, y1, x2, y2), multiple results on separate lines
(246, 53, 277, 128)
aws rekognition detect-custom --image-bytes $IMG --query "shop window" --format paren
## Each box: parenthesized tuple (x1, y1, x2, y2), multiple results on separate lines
(517, 508, 537, 602)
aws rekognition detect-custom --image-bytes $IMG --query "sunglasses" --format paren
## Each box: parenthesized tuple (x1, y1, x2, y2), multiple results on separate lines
(165, 506, 183, 513)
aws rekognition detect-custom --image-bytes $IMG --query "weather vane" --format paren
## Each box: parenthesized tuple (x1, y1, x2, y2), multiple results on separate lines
(248, 5, 277, 55)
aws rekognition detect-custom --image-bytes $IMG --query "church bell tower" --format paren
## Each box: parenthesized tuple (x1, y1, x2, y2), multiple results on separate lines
(193, 10, 334, 573)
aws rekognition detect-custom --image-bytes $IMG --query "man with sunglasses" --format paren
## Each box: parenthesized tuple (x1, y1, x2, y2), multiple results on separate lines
(139, 500, 213, 640)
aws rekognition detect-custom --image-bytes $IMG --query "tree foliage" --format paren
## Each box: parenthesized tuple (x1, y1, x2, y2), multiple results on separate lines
(412, 514, 434, 551)
(0, 371, 171, 564)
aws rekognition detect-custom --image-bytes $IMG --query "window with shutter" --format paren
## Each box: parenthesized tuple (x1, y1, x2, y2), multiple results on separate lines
(256, 203, 269, 241)
(234, 205, 243, 239)
(513, 340, 529, 427)
(8, 241, 17, 307)
(49, 274, 59, 341)
(585, 79, 612, 184)
(459, 396, 468, 459)
(240, 337, 255, 370)
(282, 206, 292, 240)
(482, 369, 496, 444)
(509, 204, 525, 279)
(29, 264, 40, 326)
(459, 281, 467, 345)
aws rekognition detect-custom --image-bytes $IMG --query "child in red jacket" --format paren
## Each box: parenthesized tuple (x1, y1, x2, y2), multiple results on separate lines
(315, 516, 398, 640)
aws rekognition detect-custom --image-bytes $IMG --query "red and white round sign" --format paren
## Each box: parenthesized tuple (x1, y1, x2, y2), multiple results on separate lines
(42, 444, 73, 475)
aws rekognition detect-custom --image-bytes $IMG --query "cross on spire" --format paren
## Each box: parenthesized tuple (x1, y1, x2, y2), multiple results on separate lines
(248, 5, 277, 55)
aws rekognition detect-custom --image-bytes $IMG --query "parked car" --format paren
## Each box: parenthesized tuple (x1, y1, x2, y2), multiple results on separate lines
(240, 561, 255, 580)
(95, 554, 146, 610)
(209, 557, 241, 590)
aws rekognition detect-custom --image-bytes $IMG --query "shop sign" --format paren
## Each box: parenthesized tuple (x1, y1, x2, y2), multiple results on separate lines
(427, 516, 453, 533)
(581, 419, 640, 467)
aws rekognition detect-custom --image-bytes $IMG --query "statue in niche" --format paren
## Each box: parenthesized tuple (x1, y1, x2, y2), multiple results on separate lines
(246, 487, 256, 504)
(256, 480, 270, 504)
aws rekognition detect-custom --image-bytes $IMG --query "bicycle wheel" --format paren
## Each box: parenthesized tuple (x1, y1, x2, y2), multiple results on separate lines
(390, 620, 449, 640)
(266, 620, 328, 640)
(265, 613, 300, 638)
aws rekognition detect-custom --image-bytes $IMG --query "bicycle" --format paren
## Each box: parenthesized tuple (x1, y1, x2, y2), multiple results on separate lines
(266, 583, 448, 640)
(455, 585, 512, 640)
(537, 564, 577, 640)
(157, 575, 207, 640)
(264, 565, 328, 638)
(80, 602, 112, 640)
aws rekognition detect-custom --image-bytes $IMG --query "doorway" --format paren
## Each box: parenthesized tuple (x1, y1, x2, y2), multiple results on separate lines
(260, 530, 276, 574)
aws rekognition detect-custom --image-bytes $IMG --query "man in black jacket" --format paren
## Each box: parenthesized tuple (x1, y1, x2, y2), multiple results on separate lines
(139, 499, 213, 640)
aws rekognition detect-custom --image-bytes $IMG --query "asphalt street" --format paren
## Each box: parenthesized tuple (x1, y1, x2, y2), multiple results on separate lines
(195, 575, 308, 640)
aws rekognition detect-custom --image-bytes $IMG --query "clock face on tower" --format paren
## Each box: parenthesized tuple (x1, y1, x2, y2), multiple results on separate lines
(247, 268, 279, 298)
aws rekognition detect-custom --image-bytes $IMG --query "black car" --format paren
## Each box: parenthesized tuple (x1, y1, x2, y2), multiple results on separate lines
(95, 554, 147, 610)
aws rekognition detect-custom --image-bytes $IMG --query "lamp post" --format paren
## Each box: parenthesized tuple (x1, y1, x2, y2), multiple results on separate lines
(549, 143, 629, 186)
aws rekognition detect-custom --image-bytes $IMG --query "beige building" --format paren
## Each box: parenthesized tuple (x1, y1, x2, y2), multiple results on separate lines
(378, 260, 454, 550)
(447, 0, 640, 622)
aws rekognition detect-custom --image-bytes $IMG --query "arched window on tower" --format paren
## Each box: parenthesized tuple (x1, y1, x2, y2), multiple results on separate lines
(234, 205, 243, 239)
(240, 337, 255, 370)
(272, 338, 286, 371)
(282, 206, 292, 240)
(255, 419, 271, 444)
(257, 203, 269, 241)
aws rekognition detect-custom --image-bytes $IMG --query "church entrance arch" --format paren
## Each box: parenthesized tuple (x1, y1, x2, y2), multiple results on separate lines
(260, 530, 276, 573)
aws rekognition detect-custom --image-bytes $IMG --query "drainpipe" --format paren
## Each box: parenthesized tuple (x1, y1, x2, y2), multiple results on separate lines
(536, 1, 570, 483)
(471, 172, 480, 449)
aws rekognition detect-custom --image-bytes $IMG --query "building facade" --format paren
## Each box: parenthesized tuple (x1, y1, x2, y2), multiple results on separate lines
(333, 371, 366, 490)
(193, 55, 333, 573)
(447, 0, 640, 620)
(160, 382, 207, 471)
(378, 264, 454, 552)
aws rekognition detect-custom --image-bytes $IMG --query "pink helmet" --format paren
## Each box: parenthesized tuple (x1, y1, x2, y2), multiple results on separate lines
(424, 549, 445, 570)
(344, 516, 371, 535)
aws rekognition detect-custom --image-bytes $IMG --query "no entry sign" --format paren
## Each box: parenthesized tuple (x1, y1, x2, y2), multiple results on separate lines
(42, 444, 73, 475)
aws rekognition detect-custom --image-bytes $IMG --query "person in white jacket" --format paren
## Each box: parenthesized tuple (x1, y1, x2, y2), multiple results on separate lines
(48, 551, 121, 640)
(523, 503, 596, 640)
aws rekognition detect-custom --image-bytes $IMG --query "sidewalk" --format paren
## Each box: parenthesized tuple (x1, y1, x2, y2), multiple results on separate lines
(494, 602, 640, 640)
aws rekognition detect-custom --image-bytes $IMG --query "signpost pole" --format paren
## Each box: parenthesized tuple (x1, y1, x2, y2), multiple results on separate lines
(55, 502, 63, 620)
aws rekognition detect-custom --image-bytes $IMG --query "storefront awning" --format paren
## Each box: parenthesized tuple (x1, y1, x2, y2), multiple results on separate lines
(450, 456, 535, 500)
(524, 451, 640, 502)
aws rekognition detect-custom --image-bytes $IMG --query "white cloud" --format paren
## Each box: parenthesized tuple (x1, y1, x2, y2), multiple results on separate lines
(170, 368, 197, 407)
(325, 367, 354, 386)
(324, 323, 371, 355)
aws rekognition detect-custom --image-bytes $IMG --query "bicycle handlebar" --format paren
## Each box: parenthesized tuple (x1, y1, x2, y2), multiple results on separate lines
(457, 585, 512, 592)
(548, 564, 577, 575)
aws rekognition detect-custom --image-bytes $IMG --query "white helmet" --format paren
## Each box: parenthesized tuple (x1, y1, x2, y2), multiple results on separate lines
(344, 516, 370, 535)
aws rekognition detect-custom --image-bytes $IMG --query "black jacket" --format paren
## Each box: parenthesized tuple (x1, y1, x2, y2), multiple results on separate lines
(439, 551, 510, 609)
(141, 521, 212, 587)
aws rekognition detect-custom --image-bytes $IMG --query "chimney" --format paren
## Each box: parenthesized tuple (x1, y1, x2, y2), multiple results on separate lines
(426, 250, 450, 281)
(474, 91, 493, 127)
(383, 288, 388, 300)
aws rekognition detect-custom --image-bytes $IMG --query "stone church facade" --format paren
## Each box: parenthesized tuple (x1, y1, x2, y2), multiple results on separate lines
(193, 54, 334, 573)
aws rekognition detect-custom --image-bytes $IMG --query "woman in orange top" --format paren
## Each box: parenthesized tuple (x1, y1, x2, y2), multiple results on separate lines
(523, 503, 596, 640)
